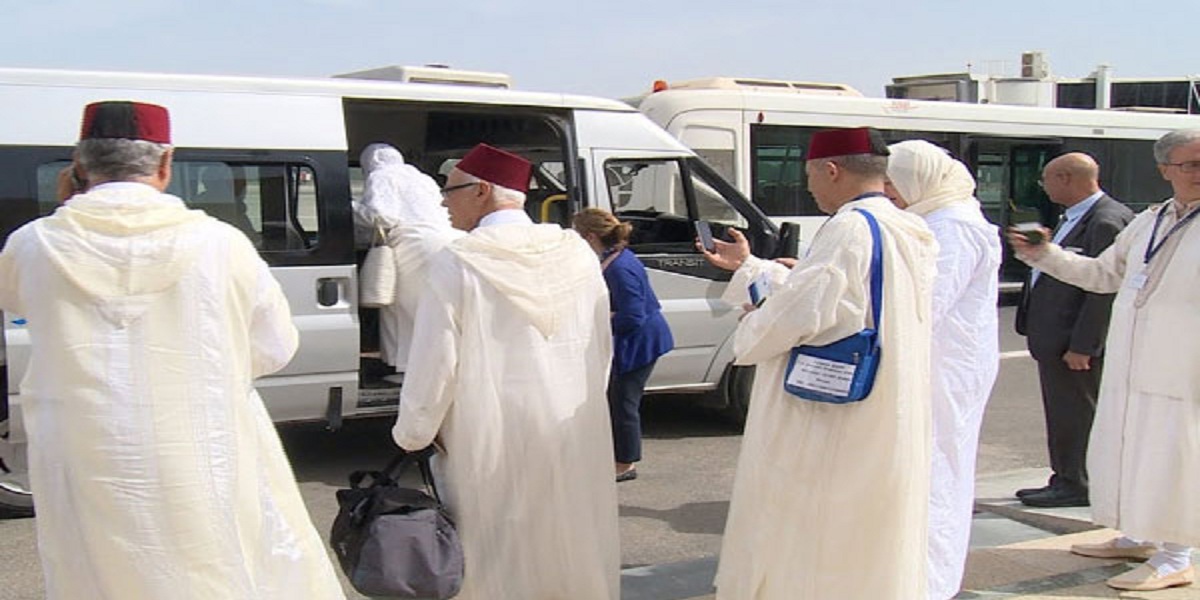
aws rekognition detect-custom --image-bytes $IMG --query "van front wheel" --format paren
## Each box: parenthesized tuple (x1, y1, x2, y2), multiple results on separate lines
(718, 365, 755, 427)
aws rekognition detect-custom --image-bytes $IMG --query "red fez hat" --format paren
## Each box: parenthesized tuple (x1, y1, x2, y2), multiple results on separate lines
(80, 101, 171, 144)
(807, 127, 888, 160)
(455, 143, 532, 193)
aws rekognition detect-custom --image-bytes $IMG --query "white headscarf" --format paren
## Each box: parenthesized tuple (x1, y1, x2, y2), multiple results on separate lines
(886, 140, 979, 217)
(357, 143, 450, 228)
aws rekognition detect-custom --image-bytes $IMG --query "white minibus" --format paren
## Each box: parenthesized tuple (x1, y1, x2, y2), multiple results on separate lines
(0, 67, 782, 516)
(629, 77, 1200, 286)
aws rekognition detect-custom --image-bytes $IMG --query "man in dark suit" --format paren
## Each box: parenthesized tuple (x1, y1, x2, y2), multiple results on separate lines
(1014, 152, 1134, 507)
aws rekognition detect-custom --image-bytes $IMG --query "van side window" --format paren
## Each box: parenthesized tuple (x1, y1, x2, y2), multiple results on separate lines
(605, 158, 747, 254)
(606, 159, 691, 253)
(36, 160, 320, 252)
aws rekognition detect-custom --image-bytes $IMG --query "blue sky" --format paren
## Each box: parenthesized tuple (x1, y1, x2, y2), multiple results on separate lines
(3, 1, 1196, 100)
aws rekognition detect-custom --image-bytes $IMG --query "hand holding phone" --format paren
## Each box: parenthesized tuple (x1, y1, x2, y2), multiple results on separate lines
(748, 281, 766, 308)
(1013, 222, 1047, 245)
(694, 220, 716, 253)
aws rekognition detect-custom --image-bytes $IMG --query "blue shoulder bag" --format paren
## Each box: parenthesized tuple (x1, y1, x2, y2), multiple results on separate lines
(783, 208, 883, 404)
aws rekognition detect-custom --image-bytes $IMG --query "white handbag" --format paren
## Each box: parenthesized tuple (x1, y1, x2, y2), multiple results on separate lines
(359, 225, 396, 308)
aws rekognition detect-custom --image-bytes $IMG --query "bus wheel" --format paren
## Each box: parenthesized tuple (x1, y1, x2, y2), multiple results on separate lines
(0, 458, 34, 519)
(719, 365, 755, 427)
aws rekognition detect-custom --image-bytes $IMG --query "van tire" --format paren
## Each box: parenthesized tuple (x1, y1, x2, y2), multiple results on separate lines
(719, 365, 755, 427)
(0, 460, 34, 519)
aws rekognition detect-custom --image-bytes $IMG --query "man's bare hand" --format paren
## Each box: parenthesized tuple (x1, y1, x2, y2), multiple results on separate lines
(1063, 350, 1092, 371)
(773, 257, 798, 269)
(697, 227, 751, 272)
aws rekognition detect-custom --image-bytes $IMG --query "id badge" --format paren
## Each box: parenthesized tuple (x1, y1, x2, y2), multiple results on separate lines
(1129, 269, 1149, 290)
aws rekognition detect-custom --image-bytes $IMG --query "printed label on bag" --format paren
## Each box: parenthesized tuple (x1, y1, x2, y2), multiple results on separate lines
(786, 355, 855, 396)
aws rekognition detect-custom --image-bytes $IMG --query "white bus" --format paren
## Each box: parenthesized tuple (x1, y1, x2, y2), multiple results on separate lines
(628, 77, 1200, 286)
(0, 67, 782, 516)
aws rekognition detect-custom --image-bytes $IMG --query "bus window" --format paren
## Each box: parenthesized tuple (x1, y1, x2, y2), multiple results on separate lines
(974, 151, 1008, 224)
(1010, 146, 1057, 227)
(681, 125, 736, 183)
(750, 124, 819, 218)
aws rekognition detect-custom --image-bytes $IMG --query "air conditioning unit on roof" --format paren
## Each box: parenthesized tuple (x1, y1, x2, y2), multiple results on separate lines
(334, 65, 512, 89)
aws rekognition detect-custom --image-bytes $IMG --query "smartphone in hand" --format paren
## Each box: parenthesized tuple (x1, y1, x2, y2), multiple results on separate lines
(694, 220, 716, 253)
(748, 281, 766, 307)
(1013, 222, 1046, 245)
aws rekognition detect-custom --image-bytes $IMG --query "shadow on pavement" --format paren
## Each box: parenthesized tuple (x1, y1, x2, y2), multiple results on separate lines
(619, 500, 730, 535)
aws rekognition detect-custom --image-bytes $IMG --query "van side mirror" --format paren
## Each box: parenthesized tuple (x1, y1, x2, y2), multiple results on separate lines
(777, 222, 801, 259)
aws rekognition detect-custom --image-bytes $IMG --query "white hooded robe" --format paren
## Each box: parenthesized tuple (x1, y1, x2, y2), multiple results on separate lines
(887, 140, 1001, 600)
(391, 214, 620, 600)
(1024, 199, 1200, 545)
(714, 195, 937, 600)
(0, 183, 345, 599)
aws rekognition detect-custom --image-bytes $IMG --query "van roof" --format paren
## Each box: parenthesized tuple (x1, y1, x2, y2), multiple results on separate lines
(659, 77, 863, 96)
(0, 67, 634, 113)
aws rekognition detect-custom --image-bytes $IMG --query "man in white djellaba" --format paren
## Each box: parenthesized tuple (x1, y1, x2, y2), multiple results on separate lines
(885, 140, 1001, 600)
(0, 101, 345, 599)
(1009, 128, 1200, 592)
(353, 143, 462, 372)
(391, 143, 620, 600)
(701, 127, 938, 600)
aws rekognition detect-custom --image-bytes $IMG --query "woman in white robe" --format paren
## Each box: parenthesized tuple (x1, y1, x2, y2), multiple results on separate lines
(886, 140, 1002, 600)
(0, 184, 346, 599)
(354, 143, 462, 371)
(713, 194, 938, 600)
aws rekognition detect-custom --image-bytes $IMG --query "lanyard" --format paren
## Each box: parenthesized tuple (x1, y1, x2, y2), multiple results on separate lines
(1143, 203, 1200, 265)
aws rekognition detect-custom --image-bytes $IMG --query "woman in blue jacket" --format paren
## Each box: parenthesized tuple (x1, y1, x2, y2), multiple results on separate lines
(573, 209, 674, 482)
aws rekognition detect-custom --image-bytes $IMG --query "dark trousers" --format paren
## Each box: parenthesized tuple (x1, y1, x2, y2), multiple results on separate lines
(1036, 355, 1103, 491)
(608, 361, 656, 464)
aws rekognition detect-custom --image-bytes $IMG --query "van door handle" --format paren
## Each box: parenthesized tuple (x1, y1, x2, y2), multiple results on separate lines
(316, 278, 342, 307)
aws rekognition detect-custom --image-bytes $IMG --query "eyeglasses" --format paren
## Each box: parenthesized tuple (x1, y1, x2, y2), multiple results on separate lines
(439, 181, 478, 197)
(1162, 160, 1200, 174)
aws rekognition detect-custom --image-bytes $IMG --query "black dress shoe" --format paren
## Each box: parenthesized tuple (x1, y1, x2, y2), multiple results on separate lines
(1020, 486, 1089, 508)
(616, 468, 638, 483)
(1015, 485, 1052, 499)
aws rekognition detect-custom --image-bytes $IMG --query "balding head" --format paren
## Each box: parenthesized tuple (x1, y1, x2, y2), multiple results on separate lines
(1041, 152, 1101, 207)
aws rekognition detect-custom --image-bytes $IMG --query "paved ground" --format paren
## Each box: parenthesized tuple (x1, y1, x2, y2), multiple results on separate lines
(646, 469, 1199, 599)
(2, 306, 1196, 599)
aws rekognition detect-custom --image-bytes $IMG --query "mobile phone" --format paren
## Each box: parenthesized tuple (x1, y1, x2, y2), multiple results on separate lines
(748, 281, 767, 307)
(694, 220, 715, 253)
(1013, 222, 1046, 245)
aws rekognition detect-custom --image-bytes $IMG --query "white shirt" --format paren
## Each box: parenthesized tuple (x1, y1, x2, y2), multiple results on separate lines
(478, 208, 532, 228)
(1032, 191, 1104, 286)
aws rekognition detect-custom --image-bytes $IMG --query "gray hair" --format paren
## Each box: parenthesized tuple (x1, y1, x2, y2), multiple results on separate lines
(1153, 129, 1200, 164)
(76, 138, 170, 181)
(458, 171, 527, 205)
(831, 153, 889, 178)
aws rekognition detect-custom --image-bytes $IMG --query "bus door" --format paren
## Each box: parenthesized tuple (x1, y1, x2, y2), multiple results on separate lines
(967, 138, 1061, 283)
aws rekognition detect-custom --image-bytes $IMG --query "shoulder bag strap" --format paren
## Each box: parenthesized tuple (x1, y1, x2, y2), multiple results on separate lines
(852, 208, 883, 348)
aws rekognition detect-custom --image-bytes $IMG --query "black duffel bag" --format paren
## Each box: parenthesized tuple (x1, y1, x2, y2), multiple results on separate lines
(330, 446, 463, 599)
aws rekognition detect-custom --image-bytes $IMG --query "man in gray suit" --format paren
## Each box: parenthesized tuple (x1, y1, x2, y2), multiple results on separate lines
(1014, 152, 1134, 508)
